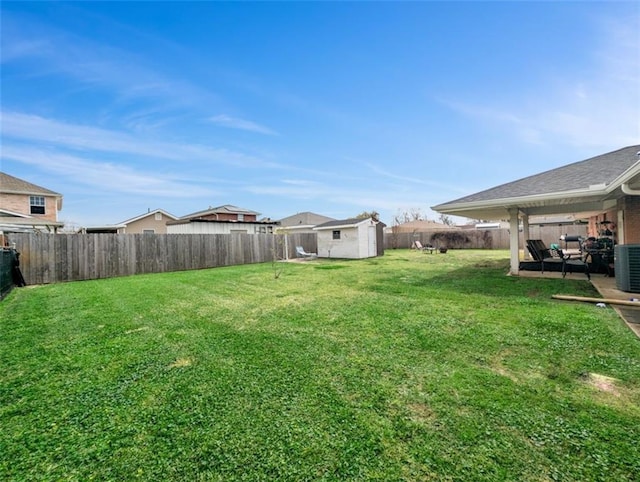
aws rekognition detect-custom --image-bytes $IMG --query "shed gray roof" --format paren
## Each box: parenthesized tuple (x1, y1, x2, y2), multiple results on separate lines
(314, 217, 371, 229)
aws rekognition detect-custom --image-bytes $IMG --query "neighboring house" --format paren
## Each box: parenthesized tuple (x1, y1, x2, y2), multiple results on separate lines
(277, 211, 335, 234)
(81, 208, 178, 234)
(0, 172, 64, 233)
(119, 209, 179, 234)
(385, 220, 457, 234)
(314, 217, 384, 259)
(181, 204, 260, 222)
(432, 145, 640, 275)
(167, 204, 279, 234)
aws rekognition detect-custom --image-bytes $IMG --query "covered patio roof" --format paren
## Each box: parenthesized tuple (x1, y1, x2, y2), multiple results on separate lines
(432, 145, 640, 221)
(432, 145, 640, 274)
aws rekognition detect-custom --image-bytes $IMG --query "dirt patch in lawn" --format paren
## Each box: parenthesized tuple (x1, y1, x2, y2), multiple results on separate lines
(581, 372, 621, 396)
(168, 357, 193, 369)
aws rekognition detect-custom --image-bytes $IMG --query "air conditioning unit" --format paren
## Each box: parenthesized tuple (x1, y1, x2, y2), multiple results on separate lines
(615, 244, 640, 293)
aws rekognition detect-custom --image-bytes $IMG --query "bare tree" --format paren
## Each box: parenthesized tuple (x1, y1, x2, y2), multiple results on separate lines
(355, 210, 380, 222)
(439, 214, 455, 226)
(409, 208, 425, 221)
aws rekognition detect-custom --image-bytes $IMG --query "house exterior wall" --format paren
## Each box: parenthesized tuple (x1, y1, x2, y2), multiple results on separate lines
(619, 196, 640, 244)
(0, 192, 59, 222)
(276, 225, 316, 234)
(588, 209, 617, 238)
(197, 213, 257, 222)
(585, 196, 640, 245)
(316, 221, 378, 259)
(125, 214, 171, 234)
(167, 222, 274, 235)
(317, 227, 360, 258)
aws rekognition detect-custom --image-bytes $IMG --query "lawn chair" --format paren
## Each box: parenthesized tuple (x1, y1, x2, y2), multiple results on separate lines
(413, 240, 435, 254)
(542, 244, 590, 280)
(295, 246, 317, 259)
(526, 239, 547, 261)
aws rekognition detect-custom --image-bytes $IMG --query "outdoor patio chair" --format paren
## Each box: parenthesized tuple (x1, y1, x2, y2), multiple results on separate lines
(413, 240, 435, 253)
(526, 239, 548, 261)
(295, 246, 317, 259)
(542, 245, 590, 280)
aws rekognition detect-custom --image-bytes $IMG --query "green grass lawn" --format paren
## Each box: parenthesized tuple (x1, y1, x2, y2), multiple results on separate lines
(1, 249, 639, 481)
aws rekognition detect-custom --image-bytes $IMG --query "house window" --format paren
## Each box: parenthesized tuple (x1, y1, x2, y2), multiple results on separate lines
(143, 229, 155, 234)
(333, 230, 341, 240)
(30, 196, 45, 215)
(237, 214, 244, 221)
(155, 213, 162, 221)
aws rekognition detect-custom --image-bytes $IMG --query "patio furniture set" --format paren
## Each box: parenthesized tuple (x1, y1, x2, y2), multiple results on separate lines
(525, 236, 615, 280)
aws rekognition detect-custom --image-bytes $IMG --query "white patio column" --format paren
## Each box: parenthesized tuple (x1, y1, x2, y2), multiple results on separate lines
(508, 208, 520, 275)
(521, 214, 530, 260)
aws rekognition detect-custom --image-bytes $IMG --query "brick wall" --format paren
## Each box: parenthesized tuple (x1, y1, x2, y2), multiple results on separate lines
(0, 193, 59, 222)
(587, 209, 616, 246)
(620, 196, 640, 244)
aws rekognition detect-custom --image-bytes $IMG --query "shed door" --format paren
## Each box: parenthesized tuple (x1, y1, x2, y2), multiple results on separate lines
(368, 225, 377, 257)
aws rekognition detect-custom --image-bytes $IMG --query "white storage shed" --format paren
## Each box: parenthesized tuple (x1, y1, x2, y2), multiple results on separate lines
(313, 217, 382, 259)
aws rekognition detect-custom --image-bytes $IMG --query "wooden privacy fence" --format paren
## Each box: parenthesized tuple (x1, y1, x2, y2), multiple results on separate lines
(384, 226, 589, 251)
(8, 233, 317, 285)
(384, 230, 508, 250)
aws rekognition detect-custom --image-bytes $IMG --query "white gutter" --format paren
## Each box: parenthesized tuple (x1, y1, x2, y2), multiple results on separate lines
(434, 158, 640, 214)
(433, 186, 608, 214)
(616, 158, 640, 195)
(622, 183, 640, 195)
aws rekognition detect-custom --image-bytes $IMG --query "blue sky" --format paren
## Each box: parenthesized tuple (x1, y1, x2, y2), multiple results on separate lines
(1, 1, 639, 228)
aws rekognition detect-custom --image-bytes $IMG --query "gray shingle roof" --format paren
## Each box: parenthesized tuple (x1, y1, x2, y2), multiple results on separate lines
(0, 172, 62, 196)
(181, 204, 260, 219)
(442, 145, 640, 205)
(278, 211, 335, 227)
(314, 217, 369, 229)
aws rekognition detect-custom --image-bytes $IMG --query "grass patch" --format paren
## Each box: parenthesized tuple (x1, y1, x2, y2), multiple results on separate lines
(1, 249, 639, 480)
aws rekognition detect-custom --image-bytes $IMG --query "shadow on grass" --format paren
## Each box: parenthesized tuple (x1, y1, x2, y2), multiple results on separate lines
(366, 258, 599, 302)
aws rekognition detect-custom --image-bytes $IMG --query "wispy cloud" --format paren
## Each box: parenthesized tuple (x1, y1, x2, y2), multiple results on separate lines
(1, 11, 220, 116)
(347, 157, 469, 193)
(245, 177, 449, 213)
(281, 179, 322, 186)
(1, 111, 285, 169)
(208, 114, 278, 136)
(2, 145, 216, 198)
(442, 15, 640, 149)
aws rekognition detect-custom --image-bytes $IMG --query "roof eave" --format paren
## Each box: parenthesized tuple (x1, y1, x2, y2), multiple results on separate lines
(432, 187, 617, 221)
(314, 220, 372, 230)
(121, 209, 179, 225)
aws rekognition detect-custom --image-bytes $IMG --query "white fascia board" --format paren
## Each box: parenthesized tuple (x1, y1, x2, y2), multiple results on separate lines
(121, 209, 179, 225)
(608, 159, 640, 191)
(0, 218, 65, 227)
(0, 208, 31, 218)
(313, 220, 370, 231)
(433, 186, 611, 215)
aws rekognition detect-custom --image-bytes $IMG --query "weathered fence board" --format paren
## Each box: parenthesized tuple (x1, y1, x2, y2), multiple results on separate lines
(384, 226, 589, 251)
(8, 233, 317, 285)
